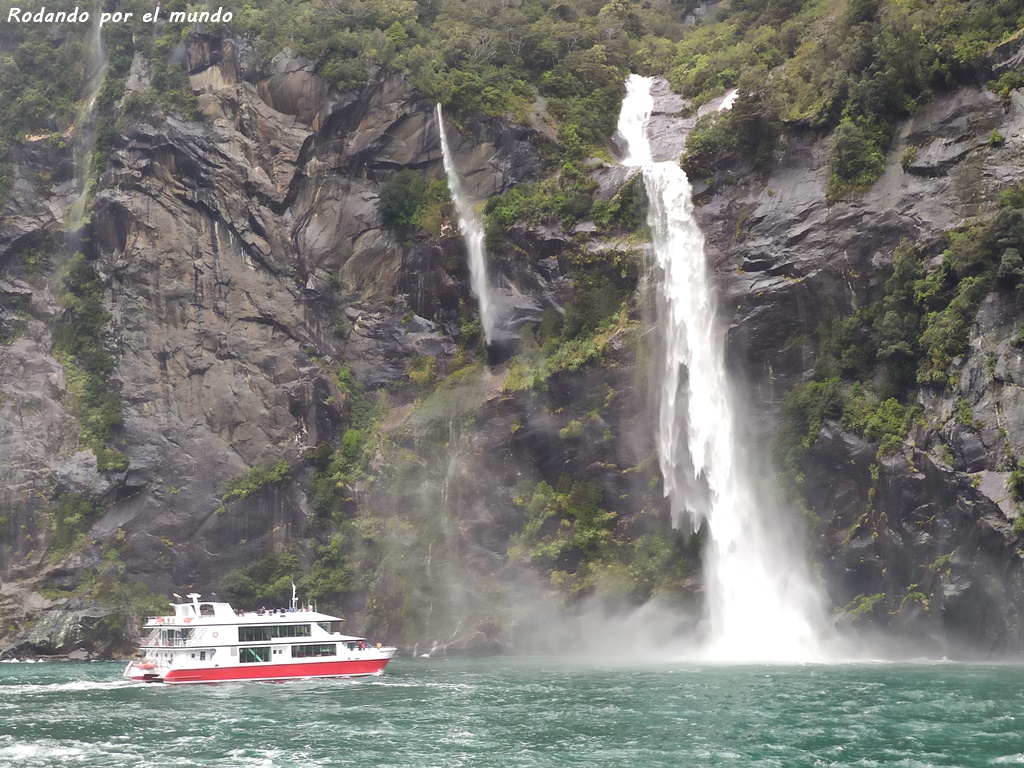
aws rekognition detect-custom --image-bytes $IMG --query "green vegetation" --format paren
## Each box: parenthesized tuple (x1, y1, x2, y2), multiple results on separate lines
(781, 185, 1024, 478)
(0, 16, 89, 204)
(1008, 466, 1024, 502)
(840, 386, 921, 458)
(484, 124, 601, 245)
(840, 592, 886, 623)
(9, 0, 1024, 644)
(40, 539, 167, 648)
(216, 459, 291, 514)
(49, 492, 102, 557)
(509, 477, 689, 600)
(0, 0, 205, 206)
(503, 248, 640, 393)
(510, 479, 616, 590)
(222, 552, 302, 607)
(234, 0, 641, 152)
(308, 366, 380, 518)
(3, 0, 1023, 214)
(676, 0, 1024, 198)
(559, 420, 585, 440)
(406, 354, 438, 390)
(52, 253, 126, 471)
(378, 170, 452, 238)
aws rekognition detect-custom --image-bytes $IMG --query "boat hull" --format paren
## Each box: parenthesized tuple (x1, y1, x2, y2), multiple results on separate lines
(126, 656, 392, 685)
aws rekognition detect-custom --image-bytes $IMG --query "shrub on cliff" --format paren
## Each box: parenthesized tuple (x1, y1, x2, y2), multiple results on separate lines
(52, 253, 126, 471)
(379, 170, 451, 239)
(216, 459, 291, 515)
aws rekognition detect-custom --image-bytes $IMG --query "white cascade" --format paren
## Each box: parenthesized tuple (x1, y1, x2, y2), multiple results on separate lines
(618, 74, 823, 661)
(436, 105, 497, 345)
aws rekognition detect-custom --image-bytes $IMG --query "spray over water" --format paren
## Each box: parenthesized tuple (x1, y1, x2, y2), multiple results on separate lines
(436, 105, 497, 345)
(619, 75, 823, 661)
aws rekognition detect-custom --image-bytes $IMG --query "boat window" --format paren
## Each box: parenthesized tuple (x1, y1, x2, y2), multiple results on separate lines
(291, 644, 337, 658)
(239, 646, 271, 663)
(238, 624, 312, 643)
(161, 628, 192, 646)
(200, 603, 216, 616)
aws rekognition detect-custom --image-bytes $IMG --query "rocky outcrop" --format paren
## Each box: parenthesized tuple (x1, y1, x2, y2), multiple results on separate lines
(5, 25, 1024, 659)
(695, 56, 1024, 653)
(0, 31, 548, 655)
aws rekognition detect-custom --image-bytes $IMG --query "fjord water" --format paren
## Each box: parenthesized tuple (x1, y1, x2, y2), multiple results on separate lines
(4, 659, 1024, 767)
(436, 105, 497, 344)
(619, 75, 822, 660)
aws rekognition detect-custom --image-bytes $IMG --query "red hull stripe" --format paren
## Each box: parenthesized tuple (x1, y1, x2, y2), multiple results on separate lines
(139, 658, 391, 685)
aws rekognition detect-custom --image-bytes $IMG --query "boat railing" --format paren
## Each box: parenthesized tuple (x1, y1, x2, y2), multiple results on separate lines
(144, 626, 206, 647)
(147, 637, 191, 648)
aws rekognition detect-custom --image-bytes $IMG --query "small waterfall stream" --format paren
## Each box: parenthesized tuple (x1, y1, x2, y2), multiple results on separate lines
(436, 105, 497, 345)
(66, 8, 107, 230)
(618, 75, 823, 661)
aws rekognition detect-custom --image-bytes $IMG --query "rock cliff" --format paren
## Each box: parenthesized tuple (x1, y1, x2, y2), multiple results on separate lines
(0, 34, 548, 656)
(4, 26, 1024, 659)
(700, 76, 1024, 656)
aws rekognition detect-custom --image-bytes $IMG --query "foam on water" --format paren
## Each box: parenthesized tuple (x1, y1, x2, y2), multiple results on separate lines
(0, 679, 134, 694)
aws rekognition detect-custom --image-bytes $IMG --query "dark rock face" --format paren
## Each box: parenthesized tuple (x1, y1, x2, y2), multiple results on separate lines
(5, 28, 1024, 658)
(695, 59, 1024, 653)
(803, 424, 1024, 656)
(0, 34, 549, 655)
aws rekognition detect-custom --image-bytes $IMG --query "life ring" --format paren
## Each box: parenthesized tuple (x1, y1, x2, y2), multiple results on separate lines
(212, 632, 219, 639)
(156, 617, 164, 623)
(138, 662, 156, 670)
(184, 617, 192, 623)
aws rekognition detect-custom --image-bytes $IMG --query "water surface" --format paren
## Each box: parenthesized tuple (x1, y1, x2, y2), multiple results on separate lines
(1, 658, 1022, 766)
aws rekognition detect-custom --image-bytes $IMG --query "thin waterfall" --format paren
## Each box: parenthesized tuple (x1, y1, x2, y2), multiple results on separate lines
(67, 7, 107, 230)
(436, 105, 497, 345)
(618, 74, 823, 661)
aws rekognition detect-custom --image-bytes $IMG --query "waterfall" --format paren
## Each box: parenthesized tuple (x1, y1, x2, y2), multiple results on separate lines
(619, 75, 822, 661)
(436, 105, 497, 345)
(66, 7, 107, 230)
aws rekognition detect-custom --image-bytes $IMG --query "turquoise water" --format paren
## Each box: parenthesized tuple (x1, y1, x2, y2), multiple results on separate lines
(1, 658, 1023, 766)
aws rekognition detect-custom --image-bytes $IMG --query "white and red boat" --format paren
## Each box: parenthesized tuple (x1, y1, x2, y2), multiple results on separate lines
(123, 592, 396, 685)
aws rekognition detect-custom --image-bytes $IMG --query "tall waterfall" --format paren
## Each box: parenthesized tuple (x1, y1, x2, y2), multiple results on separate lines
(619, 75, 822, 661)
(67, 8, 107, 229)
(436, 105, 497, 345)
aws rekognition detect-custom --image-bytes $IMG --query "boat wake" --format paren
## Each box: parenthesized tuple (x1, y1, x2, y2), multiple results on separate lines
(0, 679, 135, 694)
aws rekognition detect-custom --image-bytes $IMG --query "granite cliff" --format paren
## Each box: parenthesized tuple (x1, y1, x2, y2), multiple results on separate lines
(3, 25, 1024, 659)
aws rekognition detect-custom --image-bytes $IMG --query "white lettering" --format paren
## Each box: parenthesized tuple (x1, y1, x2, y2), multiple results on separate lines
(164, 7, 232, 24)
(7, 6, 89, 22)
(99, 11, 132, 25)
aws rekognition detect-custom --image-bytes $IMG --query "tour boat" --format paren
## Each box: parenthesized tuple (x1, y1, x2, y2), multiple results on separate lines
(123, 592, 396, 685)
